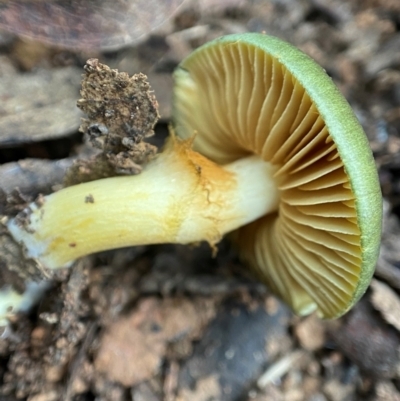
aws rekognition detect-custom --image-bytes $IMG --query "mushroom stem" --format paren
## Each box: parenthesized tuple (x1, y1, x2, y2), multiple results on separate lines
(0, 281, 50, 329)
(8, 137, 280, 269)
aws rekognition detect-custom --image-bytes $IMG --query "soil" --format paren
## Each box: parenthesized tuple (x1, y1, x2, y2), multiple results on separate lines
(0, 1, 400, 400)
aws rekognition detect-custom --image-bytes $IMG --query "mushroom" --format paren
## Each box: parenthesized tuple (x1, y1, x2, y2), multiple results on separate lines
(3, 33, 381, 321)
(0, 281, 49, 328)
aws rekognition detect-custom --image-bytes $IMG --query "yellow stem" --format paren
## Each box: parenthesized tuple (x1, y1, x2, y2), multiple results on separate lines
(8, 138, 280, 269)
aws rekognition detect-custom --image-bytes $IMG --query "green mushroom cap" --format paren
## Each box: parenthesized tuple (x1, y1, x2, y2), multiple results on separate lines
(172, 33, 382, 318)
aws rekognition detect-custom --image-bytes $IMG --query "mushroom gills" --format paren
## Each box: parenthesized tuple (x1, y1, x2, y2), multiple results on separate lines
(173, 34, 380, 319)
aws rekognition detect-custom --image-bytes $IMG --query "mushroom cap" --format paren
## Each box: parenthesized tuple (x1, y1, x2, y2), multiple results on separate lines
(172, 33, 382, 319)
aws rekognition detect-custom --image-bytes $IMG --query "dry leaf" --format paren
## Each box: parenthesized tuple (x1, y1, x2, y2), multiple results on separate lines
(0, 67, 81, 145)
(294, 314, 326, 351)
(370, 278, 400, 332)
(375, 381, 400, 401)
(0, 158, 72, 197)
(0, 0, 186, 50)
(94, 297, 214, 386)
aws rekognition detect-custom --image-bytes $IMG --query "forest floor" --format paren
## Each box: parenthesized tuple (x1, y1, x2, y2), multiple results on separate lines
(0, 1, 400, 400)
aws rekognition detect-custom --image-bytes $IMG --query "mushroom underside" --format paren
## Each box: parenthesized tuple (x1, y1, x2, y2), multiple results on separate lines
(173, 37, 366, 318)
